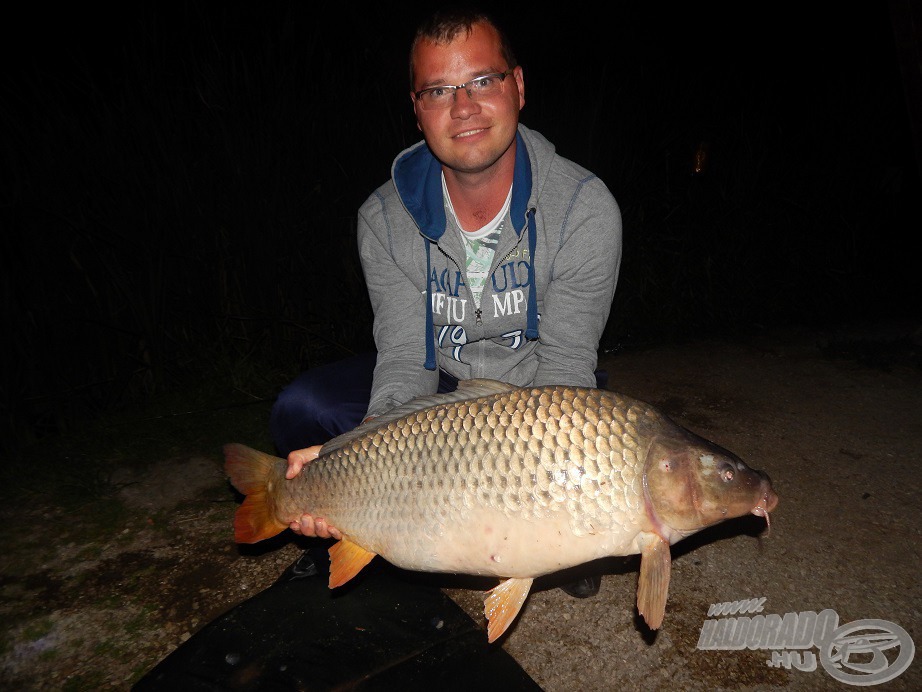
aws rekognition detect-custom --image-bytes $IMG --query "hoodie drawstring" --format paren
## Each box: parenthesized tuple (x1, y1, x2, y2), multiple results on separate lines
(424, 238, 436, 370)
(524, 207, 539, 340)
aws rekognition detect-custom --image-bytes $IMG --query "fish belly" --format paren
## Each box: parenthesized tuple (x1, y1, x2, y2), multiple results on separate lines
(382, 507, 646, 577)
(316, 498, 645, 578)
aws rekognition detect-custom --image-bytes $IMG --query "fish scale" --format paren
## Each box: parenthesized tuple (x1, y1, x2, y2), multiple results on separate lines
(300, 385, 639, 548)
(225, 378, 778, 642)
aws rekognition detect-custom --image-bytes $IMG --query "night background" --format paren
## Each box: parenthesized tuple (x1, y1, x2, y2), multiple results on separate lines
(3, 2, 920, 456)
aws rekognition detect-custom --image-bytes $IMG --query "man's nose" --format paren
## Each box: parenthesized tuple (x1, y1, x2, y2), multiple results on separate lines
(450, 88, 480, 116)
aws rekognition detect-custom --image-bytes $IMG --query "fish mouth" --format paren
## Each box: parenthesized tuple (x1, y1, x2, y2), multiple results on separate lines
(750, 481, 779, 531)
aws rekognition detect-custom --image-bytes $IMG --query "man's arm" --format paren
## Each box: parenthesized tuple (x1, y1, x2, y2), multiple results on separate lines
(357, 193, 440, 418)
(532, 179, 623, 387)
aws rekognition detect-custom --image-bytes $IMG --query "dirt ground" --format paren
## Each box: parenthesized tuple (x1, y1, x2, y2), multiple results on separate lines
(1, 321, 919, 690)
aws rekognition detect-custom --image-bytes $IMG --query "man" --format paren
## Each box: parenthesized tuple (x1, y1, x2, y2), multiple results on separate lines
(270, 9, 622, 598)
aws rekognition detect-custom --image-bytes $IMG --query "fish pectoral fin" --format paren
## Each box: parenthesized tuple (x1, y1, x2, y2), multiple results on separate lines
(483, 577, 534, 643)
(327, 538, 377, 589)
(636, 534, 671, 630)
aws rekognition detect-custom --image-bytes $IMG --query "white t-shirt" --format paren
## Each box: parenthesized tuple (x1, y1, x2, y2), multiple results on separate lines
(443, 174, 512, 309)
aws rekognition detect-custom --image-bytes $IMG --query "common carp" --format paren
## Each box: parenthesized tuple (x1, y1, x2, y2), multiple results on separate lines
(224, 379, 777, 642)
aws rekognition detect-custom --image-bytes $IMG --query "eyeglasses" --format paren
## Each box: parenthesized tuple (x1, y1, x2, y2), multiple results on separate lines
(414, 69, 515, 111)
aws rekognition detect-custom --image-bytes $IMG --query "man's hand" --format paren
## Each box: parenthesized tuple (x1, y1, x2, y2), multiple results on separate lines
(285, 445, 322, 480)
(291, 514, 342, 540)
(285, 445, 342, 540)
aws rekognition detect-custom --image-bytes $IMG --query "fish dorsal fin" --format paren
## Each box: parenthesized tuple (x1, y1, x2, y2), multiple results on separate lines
(328, 538, 377, 589)
(483, 577, 534, 643)
(319, 379, 520, 456)
(636, 533, 672, 630)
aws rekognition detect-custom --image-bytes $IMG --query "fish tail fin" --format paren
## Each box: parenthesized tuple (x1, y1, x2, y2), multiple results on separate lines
(223, 443, 288, 544)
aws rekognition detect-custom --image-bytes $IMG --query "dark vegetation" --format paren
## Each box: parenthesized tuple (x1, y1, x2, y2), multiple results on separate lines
(2, 3, 919, 463)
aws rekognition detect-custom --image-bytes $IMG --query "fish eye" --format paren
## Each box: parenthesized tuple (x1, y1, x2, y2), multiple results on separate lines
(719, 462, 735, 482)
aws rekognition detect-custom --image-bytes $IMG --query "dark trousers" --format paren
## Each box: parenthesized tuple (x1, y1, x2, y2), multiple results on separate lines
(269, 352, 608, 457)
(270, 353, 457, 456)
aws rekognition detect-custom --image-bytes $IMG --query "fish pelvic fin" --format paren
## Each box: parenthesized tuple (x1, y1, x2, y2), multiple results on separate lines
(484, 577, 534, 643)
(328, 538, 377, 589)
(636, 534, 672, 630)
(223, 443, 288, 544)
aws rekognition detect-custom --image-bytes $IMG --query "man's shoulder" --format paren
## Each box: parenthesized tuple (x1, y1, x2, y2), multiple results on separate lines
(359, 178, 401, 215)
(548, 153, 598, 186)
(544, 155, 617, 213)
(357, 177, 419, 247)
(519, 123, 609, 194)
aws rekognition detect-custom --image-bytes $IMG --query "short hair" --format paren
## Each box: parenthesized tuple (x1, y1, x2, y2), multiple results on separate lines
(409, 8, 518, 88)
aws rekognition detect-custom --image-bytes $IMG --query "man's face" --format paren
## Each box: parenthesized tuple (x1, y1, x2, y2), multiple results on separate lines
(410, 21, 525, 176)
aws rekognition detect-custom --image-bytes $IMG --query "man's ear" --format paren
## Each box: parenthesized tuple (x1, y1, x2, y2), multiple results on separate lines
(513, 66, 525, 110)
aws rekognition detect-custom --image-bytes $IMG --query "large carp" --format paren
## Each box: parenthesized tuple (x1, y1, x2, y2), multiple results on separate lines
(224, 379, 777, 642)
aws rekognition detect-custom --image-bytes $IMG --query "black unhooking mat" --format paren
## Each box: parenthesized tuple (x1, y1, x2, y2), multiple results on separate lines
(133, 544, 542, 691)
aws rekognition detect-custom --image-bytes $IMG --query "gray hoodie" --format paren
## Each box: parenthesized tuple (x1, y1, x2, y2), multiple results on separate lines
(357, 123, 622, 419)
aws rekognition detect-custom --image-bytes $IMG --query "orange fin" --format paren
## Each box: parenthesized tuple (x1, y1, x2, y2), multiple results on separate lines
(636, 534, 672, 630)
(224, 443, 279, 494)
(233, 492, 288, 543)
(483, 577, 534, 643)
(328, 539, 377, 588)
(223, 443, 288, 543)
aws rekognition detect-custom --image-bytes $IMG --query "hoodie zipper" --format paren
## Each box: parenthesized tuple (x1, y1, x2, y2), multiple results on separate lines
(434, 243, 483, 328)
(434, 205, 534, 348)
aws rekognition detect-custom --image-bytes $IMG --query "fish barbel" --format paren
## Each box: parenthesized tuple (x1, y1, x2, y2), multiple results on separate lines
(224, 379, 777, 642)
